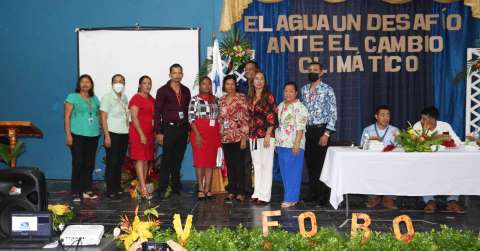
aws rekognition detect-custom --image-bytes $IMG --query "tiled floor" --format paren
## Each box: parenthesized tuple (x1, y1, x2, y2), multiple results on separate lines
(47, 180, 480, 234)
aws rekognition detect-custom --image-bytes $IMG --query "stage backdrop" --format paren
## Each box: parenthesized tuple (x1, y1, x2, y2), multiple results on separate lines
(236, 0, 479, 143)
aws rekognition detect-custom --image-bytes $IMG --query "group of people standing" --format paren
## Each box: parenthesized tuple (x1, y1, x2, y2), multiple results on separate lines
(187, 60, 337, 208)
(64, 61, 338, 209)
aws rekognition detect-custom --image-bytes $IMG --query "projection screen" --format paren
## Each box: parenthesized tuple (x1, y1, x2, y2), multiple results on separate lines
(77, 28, 200, 100)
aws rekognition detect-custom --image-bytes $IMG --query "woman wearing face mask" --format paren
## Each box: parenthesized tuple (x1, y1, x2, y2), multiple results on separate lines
(247, 71, 278, 205)
(129, 75, 155, 200)
(64, 74, 101, 203)
(188, 76, 221, 200)
(275, 82, 309, 208)
(100, 74, 129, 200)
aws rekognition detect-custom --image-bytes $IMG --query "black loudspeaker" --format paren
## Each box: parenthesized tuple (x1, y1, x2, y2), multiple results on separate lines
(0, 167, 47, 238)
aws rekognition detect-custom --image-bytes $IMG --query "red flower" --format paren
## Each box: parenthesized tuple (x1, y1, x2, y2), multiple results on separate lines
(442, 139, 456, 148)
(383, 145, 396, 152)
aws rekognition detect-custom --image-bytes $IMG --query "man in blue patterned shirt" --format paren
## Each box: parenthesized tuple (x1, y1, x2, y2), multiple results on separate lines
(300, 62, 337, 207)
(360, 105, 399, 209)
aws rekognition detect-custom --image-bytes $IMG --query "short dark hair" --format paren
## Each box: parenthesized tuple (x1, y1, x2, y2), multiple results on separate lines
(283, 81, 298, 92)
(111, 74, 125, 83)
(375, 105, 390, 115)
(244, 60, 259, 70)
(421, 106, 439, 120)
(138, 75, 152, 92)
(75, 74, 94, 97)
(169, 63, 183, 73)
(222, 75, 237, 92)
(309, 62, 323, 70)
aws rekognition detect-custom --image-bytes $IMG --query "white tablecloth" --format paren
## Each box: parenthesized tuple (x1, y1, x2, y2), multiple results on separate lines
(319, 146, 480, 209)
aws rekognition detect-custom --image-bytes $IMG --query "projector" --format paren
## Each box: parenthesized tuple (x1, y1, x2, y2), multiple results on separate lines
(60, 225, 104, 246)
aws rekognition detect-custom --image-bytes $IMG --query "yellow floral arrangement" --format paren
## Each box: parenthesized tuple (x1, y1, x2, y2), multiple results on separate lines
(47, 204, 75, 231)
(116, 205, 160, 250)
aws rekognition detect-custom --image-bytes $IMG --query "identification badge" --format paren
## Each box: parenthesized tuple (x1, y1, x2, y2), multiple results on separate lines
(88, 117, 94, 125)
(224, 121, 229, 129)
(209, 119, 215, 127)
(179, 112, 184, 119)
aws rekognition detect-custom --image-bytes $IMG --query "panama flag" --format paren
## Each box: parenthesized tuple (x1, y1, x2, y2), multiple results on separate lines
(209, 39, 224, 98)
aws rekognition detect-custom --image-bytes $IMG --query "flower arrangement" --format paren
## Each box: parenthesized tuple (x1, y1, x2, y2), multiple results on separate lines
(220, 28, 254, 71)
(395, 126, 448, 152)
(47, 204, 75, 231)
(196, 28, 253, 85)
(115, 205, 160, 251)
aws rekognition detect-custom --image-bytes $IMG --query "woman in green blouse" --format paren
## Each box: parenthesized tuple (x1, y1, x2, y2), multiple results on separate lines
(64, 74, 100, 203)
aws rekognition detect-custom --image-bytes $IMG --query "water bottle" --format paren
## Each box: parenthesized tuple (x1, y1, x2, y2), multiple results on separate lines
(362, 133, 370, 150)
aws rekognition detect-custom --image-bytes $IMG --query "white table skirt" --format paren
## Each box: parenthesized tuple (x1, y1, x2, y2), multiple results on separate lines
(319, 146, 480, 209)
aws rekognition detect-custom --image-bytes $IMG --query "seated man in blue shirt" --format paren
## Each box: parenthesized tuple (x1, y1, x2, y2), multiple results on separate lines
(360, 105, 399, 209)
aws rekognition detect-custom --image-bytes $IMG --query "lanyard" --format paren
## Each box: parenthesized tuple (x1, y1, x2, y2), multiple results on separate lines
(175, 88, 182, 106)
(82, 96, 93, 118)
(374, 124, 389, 141)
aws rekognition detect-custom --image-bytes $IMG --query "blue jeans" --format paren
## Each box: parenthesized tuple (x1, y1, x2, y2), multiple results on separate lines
(423, 195, 459, 203)
(277, 147, 304, 203)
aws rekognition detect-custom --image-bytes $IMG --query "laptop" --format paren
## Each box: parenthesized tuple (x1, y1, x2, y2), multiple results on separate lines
(0, 212, 53, 249)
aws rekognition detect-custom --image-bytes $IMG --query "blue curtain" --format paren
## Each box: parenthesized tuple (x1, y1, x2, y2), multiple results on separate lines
(432, 2, 479, 139)
(236, 1, 290, 102)
(236, 0, 480, 143)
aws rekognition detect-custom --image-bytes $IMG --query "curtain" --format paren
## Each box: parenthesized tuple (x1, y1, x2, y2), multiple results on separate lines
(220, 0, 480, 32)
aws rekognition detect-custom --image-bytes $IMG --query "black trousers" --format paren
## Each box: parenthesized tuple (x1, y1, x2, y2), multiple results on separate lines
(304, 125, 331, 203)
(158, 124, 188, 194)
(223, 142, 247, 195)
(70, 134, 99, 195)
(105, 132, 129, 195)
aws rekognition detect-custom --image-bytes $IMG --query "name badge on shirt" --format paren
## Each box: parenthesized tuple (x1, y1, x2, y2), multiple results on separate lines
(88, 117, 94, 126)
(224, 121, 229, 129)
(178, 112, 184, 119)
(209, 119, 215, 127)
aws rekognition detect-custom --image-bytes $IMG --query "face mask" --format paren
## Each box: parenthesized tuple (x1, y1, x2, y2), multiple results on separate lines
(113, 83, 124, 93)
(308, 73, 320, 82)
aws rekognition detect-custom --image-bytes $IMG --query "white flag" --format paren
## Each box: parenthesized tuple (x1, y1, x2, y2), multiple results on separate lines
(209, 39, 224, 98)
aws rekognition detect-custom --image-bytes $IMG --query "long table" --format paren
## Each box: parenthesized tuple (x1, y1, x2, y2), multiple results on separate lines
(320, 146, 480, 210)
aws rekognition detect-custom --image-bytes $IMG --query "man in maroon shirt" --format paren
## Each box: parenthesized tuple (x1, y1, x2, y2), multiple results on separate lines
(155, 63, 191, 199)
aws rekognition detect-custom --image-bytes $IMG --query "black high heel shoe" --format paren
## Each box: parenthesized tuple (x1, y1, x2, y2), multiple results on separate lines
(206, 191, 215, 200)
(197, 191, 206, 201)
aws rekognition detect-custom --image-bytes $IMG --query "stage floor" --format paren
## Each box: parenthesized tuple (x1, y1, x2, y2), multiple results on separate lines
(47, 180, 480, 234)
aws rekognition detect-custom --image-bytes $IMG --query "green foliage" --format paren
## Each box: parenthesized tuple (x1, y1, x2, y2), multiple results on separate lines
(51, 211, 74, 232)
(146, 225, 480, 251)
(144, 206, 160, 219)
(0, 141, 25, 165)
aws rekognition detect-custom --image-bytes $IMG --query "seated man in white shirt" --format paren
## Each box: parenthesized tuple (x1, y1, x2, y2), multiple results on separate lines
(360, 105, 399, 209)
(413, 106, 464, 214)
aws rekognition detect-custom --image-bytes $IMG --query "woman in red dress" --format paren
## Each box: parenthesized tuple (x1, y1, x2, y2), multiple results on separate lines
(188, 77, 221, 200)
(129, 75, 155, 200)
